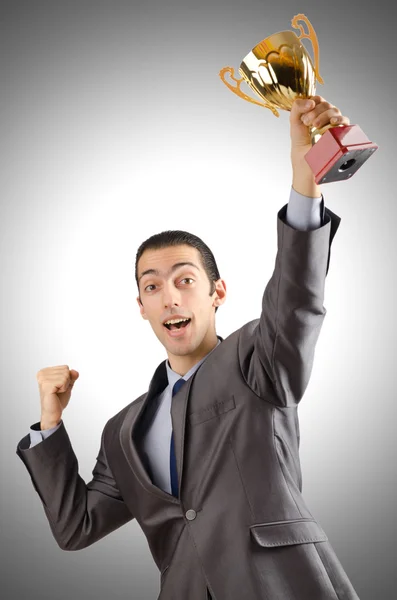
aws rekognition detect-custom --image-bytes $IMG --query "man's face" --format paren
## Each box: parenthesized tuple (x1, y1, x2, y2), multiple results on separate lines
(136, 244, 226, 359)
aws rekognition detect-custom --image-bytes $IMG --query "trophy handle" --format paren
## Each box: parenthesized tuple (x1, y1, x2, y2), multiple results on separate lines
(291, 13, 324, 85)
(219, 66, 280, 116)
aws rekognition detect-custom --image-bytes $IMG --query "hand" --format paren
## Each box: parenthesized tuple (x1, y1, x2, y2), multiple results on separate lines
(36, 365, 79, 429)
(289, 96, 351, 197)
(290, 95, 351, 163)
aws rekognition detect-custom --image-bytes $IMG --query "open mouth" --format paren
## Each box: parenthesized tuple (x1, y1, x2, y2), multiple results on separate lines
(164, 318, 191, 331)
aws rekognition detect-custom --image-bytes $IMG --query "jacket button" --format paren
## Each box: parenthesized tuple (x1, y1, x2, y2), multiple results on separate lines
(185, 509, 197, 520)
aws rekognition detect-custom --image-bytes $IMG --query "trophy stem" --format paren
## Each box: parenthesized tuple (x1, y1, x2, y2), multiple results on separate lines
(310, 127, 320, 146)
(309, 123, 340, 146)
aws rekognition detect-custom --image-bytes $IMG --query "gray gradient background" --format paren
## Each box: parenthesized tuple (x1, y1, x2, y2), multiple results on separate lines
(2, 0, 395, 598)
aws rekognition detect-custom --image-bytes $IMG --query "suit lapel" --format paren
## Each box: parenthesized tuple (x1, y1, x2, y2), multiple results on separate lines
(119, 359, 197, 502)
(170, 338, 223, 495)
(171, 369, 199, 497)
(120, 336, 223, 500)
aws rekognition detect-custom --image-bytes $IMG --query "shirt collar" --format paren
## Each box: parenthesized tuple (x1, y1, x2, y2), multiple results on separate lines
(165, 336, 222, 389)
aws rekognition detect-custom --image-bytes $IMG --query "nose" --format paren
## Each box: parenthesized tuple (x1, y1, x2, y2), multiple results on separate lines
(162, 281, 181, 308)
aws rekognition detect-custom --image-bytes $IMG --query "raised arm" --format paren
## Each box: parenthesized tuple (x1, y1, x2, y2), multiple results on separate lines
(243, 97, 349, 407)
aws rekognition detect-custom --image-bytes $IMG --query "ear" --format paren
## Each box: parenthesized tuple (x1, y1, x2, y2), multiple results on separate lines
(213, 279, 227, 307)
(136, 296, 148, 320)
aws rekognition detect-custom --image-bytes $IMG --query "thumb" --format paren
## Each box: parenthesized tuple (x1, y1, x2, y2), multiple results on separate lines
(69, 369, 79, 384)
(290, 98, 315, 123)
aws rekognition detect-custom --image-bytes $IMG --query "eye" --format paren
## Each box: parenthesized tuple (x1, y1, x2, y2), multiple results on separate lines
(143, 278, 194, 293)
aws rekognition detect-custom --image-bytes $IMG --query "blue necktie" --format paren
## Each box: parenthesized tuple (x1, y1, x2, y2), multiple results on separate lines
(170, 378, 186, 497)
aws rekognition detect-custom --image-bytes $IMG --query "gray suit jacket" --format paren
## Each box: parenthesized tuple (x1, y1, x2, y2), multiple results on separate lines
(16, 202, 360, 600)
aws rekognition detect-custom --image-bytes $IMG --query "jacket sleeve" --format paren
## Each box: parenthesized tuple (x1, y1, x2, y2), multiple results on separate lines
(245, 200, 341, 407)
(16, 419, 134, 551)
(29, 420, 62, 448)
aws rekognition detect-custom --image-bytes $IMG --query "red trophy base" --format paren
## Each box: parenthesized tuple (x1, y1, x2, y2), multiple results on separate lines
(304, 124, 378, 184)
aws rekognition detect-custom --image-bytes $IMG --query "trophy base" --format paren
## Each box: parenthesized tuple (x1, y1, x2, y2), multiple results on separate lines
(304, 125, 378, 184)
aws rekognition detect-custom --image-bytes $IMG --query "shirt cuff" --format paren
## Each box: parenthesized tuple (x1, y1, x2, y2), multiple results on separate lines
(286, 186, 324, 231)
(29, 420, 63, 448)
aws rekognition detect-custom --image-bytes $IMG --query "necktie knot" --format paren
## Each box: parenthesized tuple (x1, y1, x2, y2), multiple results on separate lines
(172, 378, 186, 397)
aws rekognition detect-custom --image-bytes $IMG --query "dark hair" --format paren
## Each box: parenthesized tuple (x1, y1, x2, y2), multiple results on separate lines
(135, 230, 221, 313)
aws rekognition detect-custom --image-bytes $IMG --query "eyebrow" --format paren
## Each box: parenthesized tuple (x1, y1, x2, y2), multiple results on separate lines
(138, 261, 200, 284)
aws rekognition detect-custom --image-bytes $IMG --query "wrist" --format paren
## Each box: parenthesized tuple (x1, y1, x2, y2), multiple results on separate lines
(292, 160, 321, 198)
(40, 417, 61, 430)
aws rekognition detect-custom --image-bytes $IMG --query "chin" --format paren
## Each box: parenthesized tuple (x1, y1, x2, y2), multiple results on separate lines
(163, 333, 198, 355)
(165, 334, 195, 348)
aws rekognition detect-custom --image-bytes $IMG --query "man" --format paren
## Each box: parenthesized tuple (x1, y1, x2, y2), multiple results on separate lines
(16, 96, 360, 599)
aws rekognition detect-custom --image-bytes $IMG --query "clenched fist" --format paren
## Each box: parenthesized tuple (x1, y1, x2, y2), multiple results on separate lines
(289, 95, 351, 197)
(290, 95, 351, 158)
(36, 366, 79, 430)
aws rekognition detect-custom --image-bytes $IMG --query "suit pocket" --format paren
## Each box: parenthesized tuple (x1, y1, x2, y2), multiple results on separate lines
(249, 518, 328, 547)
(188, 395, 236, 425)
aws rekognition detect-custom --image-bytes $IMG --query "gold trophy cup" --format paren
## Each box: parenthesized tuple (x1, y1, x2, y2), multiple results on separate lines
(219, 14, 378, 184)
